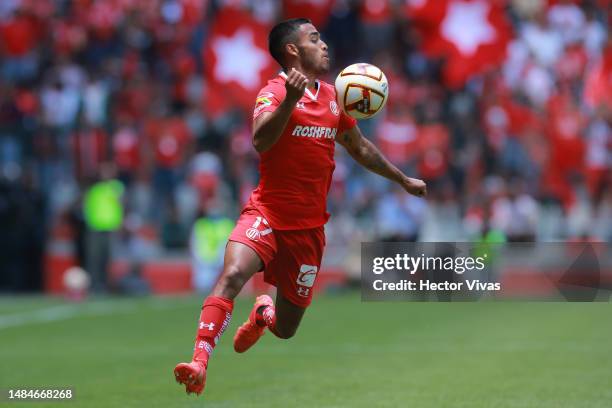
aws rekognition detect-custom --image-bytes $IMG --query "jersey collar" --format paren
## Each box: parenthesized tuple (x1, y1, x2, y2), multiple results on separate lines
(279, 71, 320, 101)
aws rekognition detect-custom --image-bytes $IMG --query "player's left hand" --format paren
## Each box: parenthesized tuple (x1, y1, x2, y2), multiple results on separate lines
(402, 177, 427, 197)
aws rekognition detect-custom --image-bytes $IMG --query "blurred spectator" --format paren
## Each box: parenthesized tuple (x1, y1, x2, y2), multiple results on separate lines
(417, 102, 450, 187)
(375, 185, 426, 242)
(584, 33, 612, 111)
(83, 164, 124, 292)
(583, 7, 607, 57)
(491, 179, 539, 242)
(40, 79, 80, 130)
(376, 104, 418, 167)
(548, 0, 586, 46)
(521, 12, 564, 68)
(0, 8, 39, 82)
(584, 108, 611, 202)
(83, 75, 110, 127)
(190, 151, 222, 206)
(67, 197, 86, 269)
(144, 114, 193, 218)
(112, 120, 141, 187)
(161, 202, 189, 249)
(190, 209, 233, 293)
(0, 169, 46, 292)
(358, 0, 394, 60)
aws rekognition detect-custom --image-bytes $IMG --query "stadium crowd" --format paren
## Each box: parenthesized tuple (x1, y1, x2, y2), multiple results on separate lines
(0, 0, 610, 291)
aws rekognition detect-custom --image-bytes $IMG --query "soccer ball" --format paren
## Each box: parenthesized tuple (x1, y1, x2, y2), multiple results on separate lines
(63, 266, 90, 300)
(334, 63, 389, 120)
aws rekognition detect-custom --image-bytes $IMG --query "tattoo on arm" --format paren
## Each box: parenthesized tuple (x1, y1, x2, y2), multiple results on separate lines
(350, 134, 402, 182)
(339, 129, 403, 182)
(340, 128, 424, 196)
(343, 133, 352, 148)
(362, 142, 388, 173)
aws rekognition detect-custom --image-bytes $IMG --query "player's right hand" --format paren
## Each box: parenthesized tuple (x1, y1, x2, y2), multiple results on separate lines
(284, 68, 308, 104)
(403, 177, 427, 198)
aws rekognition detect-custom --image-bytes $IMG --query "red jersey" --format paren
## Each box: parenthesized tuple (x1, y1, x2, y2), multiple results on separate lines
(249, 72, 357, 230)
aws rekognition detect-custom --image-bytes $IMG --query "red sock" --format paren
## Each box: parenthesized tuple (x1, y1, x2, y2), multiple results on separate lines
(192, 296, 233, 366)
(260, 305, 282, 338)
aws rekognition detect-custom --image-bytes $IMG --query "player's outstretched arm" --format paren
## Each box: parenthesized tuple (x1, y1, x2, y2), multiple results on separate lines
(253, 68, 309, 153)
(337, 125, 427, 197)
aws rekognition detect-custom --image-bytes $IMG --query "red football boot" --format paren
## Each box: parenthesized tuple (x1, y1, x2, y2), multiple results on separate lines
(174, 361, 206, 395)
(233, 295, 274, 353)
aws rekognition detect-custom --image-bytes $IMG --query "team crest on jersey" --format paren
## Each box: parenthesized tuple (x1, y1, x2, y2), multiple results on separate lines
(330, 101, 339, 116)
(246, 216, 272, 241)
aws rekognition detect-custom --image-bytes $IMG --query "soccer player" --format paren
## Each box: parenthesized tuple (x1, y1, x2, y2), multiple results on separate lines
(174, 18, 426, 394)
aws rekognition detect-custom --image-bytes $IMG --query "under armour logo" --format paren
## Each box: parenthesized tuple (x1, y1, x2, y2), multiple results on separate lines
(297, 287, 310, 297)
(200, 322, 215, 331)
(296, 102, 305, 109)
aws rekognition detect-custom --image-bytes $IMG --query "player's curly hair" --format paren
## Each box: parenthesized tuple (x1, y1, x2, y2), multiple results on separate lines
(268, 18, 312, 70)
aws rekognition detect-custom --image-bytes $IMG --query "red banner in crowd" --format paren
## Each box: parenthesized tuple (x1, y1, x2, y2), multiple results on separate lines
(283, 0, 334, 28)
(407, 0, 513, 88)
(203, 7, 277, 116)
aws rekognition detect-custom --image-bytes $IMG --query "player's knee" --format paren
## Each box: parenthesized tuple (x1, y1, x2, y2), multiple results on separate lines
(218, 264, 248, 296)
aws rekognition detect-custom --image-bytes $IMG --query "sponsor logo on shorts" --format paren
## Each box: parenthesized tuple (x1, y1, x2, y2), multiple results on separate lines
(330, 101, 339, 116)
(297, 264, 318, 288)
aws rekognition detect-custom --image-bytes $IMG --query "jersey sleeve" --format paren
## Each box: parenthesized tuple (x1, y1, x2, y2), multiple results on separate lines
(253, 83, 284, 120)
(338, 109, 357, 135)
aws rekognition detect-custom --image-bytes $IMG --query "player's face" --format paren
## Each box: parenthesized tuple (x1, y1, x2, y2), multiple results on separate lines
(295, 24, 329, 75)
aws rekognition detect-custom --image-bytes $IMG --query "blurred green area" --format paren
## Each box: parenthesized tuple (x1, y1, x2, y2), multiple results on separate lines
(0, 293, 611, 408)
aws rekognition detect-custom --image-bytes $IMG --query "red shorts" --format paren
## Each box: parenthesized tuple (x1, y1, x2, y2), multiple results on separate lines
(228, 206, 325, 308)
